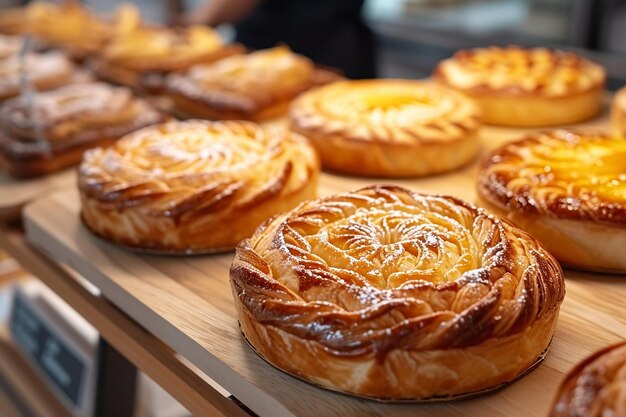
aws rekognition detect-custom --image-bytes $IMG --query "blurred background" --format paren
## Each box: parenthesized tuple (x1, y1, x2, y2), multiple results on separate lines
(2, 0, 623, 87)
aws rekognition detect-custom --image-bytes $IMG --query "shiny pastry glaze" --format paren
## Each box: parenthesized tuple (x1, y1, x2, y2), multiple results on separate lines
(165, 46, 316, 116)
(0, 82, 163, 159)
(231, 185, 564, 358)
(435, 46, 605, 97)
(0, 51, 73, 99)
(551, 342, 626, 417)
(290, 79, 480, 145)
(101, 25, 228, 72)
(478, 130, 626, 223)
(79, 120, 319, 251)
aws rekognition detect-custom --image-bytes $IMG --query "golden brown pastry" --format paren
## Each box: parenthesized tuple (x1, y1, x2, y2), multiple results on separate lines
(550, 342, 626, 417)
(79, 120, 319, 254)
(289, 79, 481, 177)
(230, 185, 564, 400)
(0, 82, 164, 178)
(613, 86, 626, 137)
(93, 24, 243, 93)
(165, 46, 341, 121)
(0, 8, 29, 35)
(25, 1, 138, 60)
(477, 129, 626, 272)
(435, 46, 605, 127)
(0, 51, 75, 101)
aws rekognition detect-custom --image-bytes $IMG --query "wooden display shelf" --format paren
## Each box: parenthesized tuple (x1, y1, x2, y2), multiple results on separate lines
(17, 106, 626, 417)
(0, 169, 75, 222)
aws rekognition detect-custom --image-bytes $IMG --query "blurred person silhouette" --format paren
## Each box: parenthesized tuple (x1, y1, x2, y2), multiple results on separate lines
(181, 0, 376, 79)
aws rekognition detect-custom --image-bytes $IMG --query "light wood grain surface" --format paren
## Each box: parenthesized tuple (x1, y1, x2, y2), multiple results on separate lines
(0, 169, 75, 221)
(22, 104, 626, 417)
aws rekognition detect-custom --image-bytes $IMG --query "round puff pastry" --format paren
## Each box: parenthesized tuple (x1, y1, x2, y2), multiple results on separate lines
(165, 46, 340, 121)
(0, 82, 164, 178)
(79, 120, 319, 254)
(25, 2, 138, 60)
(550, 342, 626, 417)
(0, 51, 75, 101)
(289, 79, 481, 177)
(477, 129, 626, 272)
(613, 86, 626, 138)
(435, 46, 605, 127)
(93, 25, 243, 93)
(230, 185, 564, 400)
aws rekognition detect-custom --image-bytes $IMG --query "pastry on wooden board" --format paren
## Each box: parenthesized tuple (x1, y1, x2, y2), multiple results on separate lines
(434, 46, 605, 127)
(0, 82, 164, 178)
(477, 129, 626, 273)
(289, 79, 481, 177)
(230, 185, 564, 400)
(79, 120, 319, 254)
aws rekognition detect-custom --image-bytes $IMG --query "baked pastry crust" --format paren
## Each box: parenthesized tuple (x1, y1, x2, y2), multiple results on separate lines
(612, 86, 626, 137)
(477, 129, 626, 272)
(165, 46, 341, 121)
(0, 51, 75, 101)
(0, 35, 23, 59)
(79, 120, 319, 253)
(25, 2, 138, 60)
(93, 25, 244, 93)
(230, 185, 564, 400)
(550, 341, 626, 417)
(0, 82, 164, 178)
(289, 79, 481, 177)
(435, 46, 605, 127)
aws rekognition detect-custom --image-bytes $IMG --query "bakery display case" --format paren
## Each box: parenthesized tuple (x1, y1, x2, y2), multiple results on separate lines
(1, 1, 626, 417)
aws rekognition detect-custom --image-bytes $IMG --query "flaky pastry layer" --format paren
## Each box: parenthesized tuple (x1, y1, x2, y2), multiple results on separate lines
(79, 120, 319, 253)
(477, 129, 626, 271)
(230, 185, 564, 399)
(550, 342, 626, 417)
(289, 79, 481, 177)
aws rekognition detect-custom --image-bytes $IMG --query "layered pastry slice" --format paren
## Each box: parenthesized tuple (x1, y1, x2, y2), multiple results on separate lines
(0, 82, 164, 178)
(477, 129, 626, 272)
(93, 24, 244, 93)
(613, 86, 626, 137)
(230, 185, 564, 400)
(550, 342, 626, 417)
(0, 51, 76, 101)
(435, 46, 605, 127)
(289, 79, 481, 177)
(25, 1, 138, 60)
(79, 120, 319, 254)
(165, 46, 340, 121)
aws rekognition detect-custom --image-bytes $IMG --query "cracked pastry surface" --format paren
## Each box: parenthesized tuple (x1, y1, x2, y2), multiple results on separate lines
(79, 120, 319, 253)
(477, 129, 626, 272)
(165, 46, 339, 121)
(230, 185, 564, 400)
(435, 46, 605, 126)
(613, 86, 626, 137)
(0, 51, 74, 101)
(289, 79, 481, 177)
(550, 342, 626, 417)
(0, 82, 164, 177)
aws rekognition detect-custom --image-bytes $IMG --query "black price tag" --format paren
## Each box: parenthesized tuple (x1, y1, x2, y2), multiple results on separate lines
(9, 291, 87, 409)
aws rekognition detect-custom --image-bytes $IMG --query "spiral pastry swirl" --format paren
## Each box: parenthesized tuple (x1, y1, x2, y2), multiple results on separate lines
(0, 51, 74, 101)
(435, 46, 605, 126)
(79, 120, 319, 253)
(230, 185, 564, 400)
(613, 86, 626, 138)
(290, 79, 480, 177)
(165, 46, 336, 121)
(478, 129, 626, 272)
(550, 342, 626, 417)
